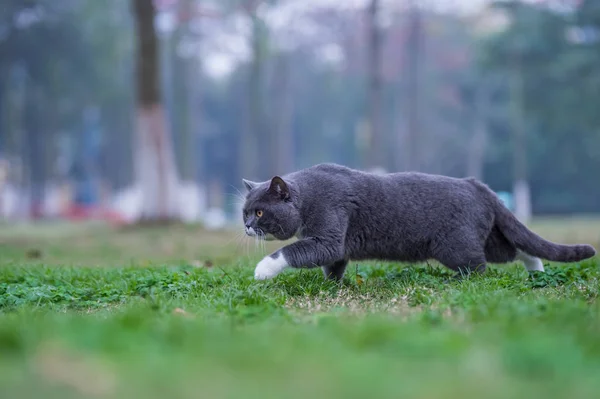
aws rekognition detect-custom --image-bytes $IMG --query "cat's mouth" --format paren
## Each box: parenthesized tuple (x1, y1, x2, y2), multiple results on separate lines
(245, 227, 277, 241)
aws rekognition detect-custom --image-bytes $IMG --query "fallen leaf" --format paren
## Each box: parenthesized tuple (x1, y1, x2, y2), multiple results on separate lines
(173, 307, 194, 319)
(190, 260, 213, 268)
(26, 249, 42, 259)
(356, 274, 364, 286)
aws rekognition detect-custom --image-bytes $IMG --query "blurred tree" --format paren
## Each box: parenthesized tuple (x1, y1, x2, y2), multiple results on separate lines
(466, 74, 492, 181)
(0, 0, 90, 216)
(2, 0, 599, 220)
(179, 0, 200, 183)
(132, 0, 180, 221)
(366, 0, 383, 170)
(243, 0, 275, 180)
(270, 51, 294, 175)
(165, 0, 205, 184)
(478, 1, 558, 222)
(404, 2, 423, 172)
(478, 0, 600, 214)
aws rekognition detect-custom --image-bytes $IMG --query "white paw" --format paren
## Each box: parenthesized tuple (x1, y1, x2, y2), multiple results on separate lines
(254, 253, 288, 280)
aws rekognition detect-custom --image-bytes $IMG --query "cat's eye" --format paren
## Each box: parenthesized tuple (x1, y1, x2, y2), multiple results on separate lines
(256, 210, 263, 218)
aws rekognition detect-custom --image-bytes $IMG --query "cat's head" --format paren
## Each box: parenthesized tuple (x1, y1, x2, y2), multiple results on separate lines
(241, 176, 301, 241)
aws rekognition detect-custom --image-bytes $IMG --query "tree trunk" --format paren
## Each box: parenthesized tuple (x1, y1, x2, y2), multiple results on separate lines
(366, 0, 383, 170)
(7, 64, 27, 218)
(183, 53, 199, 182)
(272, 52, 294, 175)
(183, 0, 199, 184)
(25, 86, 45, 219)
(0, 72, 4, 155)
(467, 82, 489, 180)
(404, 3, 422, 172)
(511, 56, 531, 223)
(244, 9, 270, 180)
(132, 0, 180, 221)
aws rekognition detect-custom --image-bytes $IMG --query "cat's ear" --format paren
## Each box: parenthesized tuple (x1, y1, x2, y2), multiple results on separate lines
(242, 179, 259, 192)
(268, 176, 290, 200)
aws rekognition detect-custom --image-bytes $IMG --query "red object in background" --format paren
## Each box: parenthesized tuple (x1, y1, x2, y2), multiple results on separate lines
(63, 205, 127, 226)
(30, 203, 44, 220)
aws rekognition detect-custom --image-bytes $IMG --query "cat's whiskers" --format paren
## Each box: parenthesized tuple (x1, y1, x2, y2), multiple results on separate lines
(227, 184, 247, 204)
(255, 229, 262, 250)
(277, 223, 285, 236)
(260, 231, 267, 253)
(223, 227, 244, 248)
(250, 227, 264, 253)
(224, 189, 246, 216)
(238, 227, 250, 256)
(232, 230, 247, 254)
(217, 188, 248, 254)
(230, 229, 245, 256)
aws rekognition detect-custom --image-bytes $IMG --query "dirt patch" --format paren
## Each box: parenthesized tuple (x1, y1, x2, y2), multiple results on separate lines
(32, 341, 117, 397)
(285, 289, 416, 315)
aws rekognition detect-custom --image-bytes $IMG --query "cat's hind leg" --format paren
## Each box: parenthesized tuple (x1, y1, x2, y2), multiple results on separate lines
(484, 226, 544, 271)
(484, 225, 517, 263)
(433, 245, 487, 277)
(322, 259, 349, 281)
(515, 250, 545, 272)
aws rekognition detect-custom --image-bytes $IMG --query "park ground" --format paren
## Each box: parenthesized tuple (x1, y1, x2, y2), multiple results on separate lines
(0, 217, 599, 399)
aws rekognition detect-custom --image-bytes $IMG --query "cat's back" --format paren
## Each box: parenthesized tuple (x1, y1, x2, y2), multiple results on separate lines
(289, 163, 483, 200)
(303, 162, 358, 177)
(384, 170, 472, 190)
(288, 163, 363, 189)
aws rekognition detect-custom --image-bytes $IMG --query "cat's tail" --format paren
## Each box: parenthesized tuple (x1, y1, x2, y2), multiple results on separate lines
(494, 204, 596, 262)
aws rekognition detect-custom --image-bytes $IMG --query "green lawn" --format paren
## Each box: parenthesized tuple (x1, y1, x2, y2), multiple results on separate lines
(0, 221, 599, 399)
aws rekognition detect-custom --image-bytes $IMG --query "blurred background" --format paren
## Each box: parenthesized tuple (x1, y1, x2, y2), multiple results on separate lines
(0, 0, 598, 229)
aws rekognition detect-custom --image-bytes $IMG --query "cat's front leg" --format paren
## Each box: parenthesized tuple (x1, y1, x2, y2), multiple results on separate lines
(254, 238, 343, 280)
(322, 259, 349, 281)
(254, 252, 289, 280)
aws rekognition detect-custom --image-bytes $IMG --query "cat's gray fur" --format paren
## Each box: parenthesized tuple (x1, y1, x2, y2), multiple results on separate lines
(242, 163, 596, 280)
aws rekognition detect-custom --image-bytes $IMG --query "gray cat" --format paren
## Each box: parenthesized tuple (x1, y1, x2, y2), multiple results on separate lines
(242, 163, 596, 280)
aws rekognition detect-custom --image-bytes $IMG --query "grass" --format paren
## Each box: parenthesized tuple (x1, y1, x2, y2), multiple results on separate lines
(0, 220, 599, 399)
